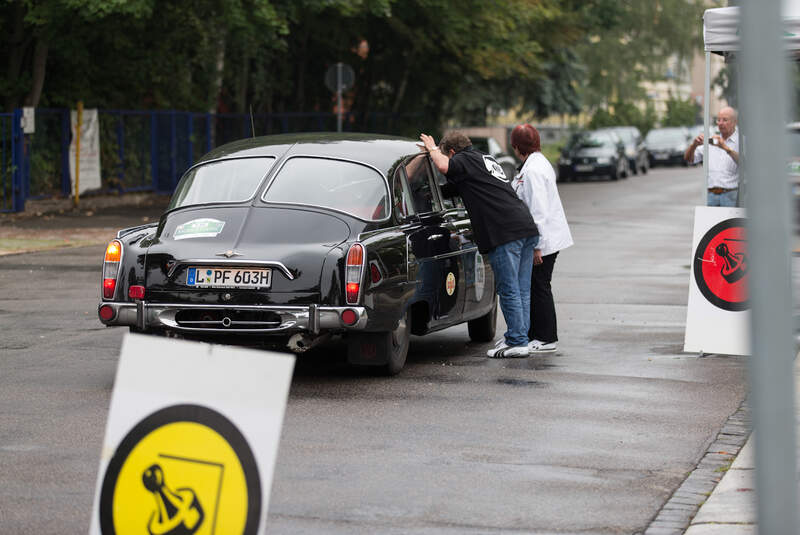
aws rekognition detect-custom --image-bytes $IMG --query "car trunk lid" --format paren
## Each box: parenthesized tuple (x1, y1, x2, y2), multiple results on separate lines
(143, 206, 351, 303)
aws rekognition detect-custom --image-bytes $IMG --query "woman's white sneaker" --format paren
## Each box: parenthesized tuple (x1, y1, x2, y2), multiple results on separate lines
(528, 339, 557, 353)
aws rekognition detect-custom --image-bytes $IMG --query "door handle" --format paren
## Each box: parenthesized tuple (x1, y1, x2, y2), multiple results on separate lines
(427, 234, 444, 241)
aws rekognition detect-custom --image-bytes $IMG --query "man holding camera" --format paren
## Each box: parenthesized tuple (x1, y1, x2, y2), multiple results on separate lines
(684, 106, 741, 207)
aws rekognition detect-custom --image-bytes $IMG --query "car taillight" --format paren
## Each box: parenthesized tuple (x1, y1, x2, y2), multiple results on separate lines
(103, 240, 122, 299)
(341, 309, 358, 326)
(128, 285, 145, 300)
(345, 243, 365, 305)
(98, 305, 115, 321)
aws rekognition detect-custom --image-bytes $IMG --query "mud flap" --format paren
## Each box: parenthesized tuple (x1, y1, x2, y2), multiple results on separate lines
(346, 332, 390, 366)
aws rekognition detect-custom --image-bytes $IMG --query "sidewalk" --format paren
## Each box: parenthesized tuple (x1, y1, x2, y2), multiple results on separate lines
(0, 193, 170, 255)
(682, 357, 800, 534)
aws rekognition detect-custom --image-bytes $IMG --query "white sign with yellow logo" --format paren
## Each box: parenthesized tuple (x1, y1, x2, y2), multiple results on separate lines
(89, 333, 294, 535)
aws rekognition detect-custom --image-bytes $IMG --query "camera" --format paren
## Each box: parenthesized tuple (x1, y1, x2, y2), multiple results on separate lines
(709, 138, 717, 146)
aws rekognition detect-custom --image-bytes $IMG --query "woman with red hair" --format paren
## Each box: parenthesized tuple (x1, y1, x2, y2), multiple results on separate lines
(510, 124, 573, 352)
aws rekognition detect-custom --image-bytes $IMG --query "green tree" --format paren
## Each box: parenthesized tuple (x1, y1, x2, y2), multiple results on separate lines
(576, 0, 709, 114)
(663, 96, 700, 126)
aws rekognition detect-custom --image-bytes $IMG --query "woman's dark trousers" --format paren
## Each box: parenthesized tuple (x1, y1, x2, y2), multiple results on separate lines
(528, 251, 558, 344)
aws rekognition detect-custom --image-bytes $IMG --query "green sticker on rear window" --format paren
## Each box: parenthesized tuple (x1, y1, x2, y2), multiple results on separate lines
(174, 218, 226, 240)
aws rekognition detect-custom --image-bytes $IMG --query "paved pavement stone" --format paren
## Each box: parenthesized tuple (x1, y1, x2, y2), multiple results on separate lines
(644, 528, 684, 535)
(653, 512, 692, 523)
(661, 503, 698, 512)
(684, 524, 756, 534)
(653, 519, 687, 530)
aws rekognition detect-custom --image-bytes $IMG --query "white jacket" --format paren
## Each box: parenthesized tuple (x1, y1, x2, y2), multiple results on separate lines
(512, 152, 573, 256)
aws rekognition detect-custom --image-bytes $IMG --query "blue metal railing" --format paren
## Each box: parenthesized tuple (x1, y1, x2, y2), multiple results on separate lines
(0, 113, 12, 212)
(2, 108, 420, 212)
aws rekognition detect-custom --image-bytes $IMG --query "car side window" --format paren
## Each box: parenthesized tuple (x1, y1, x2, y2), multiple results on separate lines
(392, 165, 415, 222)
(433, 168, 464, 210)
(403, 154, 439, 214)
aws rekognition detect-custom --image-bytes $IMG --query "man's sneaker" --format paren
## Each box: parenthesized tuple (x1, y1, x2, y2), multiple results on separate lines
(487, 342, 529, 358)
(528, 339, 557, 353)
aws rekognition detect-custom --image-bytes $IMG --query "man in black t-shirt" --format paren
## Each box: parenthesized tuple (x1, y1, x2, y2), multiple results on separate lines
(420, 131, 539, 358)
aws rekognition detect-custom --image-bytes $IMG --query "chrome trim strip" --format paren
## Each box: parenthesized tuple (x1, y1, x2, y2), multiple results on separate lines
(167, 259, 294, 280)
(116, 222, 158, 239)
(101, 302, 368, 333)
(432, 247, 478, 261)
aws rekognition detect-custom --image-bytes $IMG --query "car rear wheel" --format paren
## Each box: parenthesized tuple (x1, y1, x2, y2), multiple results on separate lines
(609, 161, 620, 181)
(348, 309, 410, 375)
(467, 298, 497, 342)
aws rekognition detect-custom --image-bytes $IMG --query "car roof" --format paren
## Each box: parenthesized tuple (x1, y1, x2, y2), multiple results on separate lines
(195, 133, 421, 177)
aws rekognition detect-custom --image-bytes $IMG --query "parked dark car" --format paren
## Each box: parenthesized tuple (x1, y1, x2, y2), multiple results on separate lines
(645, 127, 691, 166)
(97, 133, 498, 374)
(687, 124, 705, 141)
(598, 126, 649, 175)
(469, 135, 519, 180)
(557, 130, 629, 181)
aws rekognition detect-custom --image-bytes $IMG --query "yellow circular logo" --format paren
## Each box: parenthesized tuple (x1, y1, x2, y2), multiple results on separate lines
(445, 272, 456, 296)
(99, 405, 260, 535)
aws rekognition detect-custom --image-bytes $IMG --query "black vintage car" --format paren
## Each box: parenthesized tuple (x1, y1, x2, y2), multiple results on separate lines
(98, 133, 497, 374)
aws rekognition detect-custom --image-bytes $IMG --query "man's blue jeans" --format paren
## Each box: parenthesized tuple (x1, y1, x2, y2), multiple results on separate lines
(707, 189, 738, 207)
(487, 235, 538, 347)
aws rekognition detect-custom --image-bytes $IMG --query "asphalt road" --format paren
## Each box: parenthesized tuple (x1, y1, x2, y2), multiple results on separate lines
(0, 164, 748, 534)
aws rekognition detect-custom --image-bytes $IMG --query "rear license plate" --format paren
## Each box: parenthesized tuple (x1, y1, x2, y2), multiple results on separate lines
(575, 164, 594, 172)
(654, 152, 668, 159)
(186, 267, 272, 289)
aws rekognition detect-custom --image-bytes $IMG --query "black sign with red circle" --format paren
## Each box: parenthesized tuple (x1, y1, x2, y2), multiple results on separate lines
(693, 217, 748, 311)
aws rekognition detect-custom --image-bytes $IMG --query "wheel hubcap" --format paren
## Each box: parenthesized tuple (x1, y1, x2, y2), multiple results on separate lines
(391, 316, 408, 349)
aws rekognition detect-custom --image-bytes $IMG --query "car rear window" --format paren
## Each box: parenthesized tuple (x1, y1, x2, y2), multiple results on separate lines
(169, 157, 275, 209)
(263, 157, 389, 221)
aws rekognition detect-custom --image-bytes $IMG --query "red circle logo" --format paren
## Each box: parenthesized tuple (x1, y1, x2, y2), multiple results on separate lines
(693, 218, 748, 311)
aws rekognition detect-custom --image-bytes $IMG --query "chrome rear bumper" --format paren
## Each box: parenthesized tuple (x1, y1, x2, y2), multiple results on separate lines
(98, 301, 368, 333)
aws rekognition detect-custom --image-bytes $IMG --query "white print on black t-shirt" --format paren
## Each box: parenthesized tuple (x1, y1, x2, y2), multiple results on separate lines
(482, 155, 508, 182)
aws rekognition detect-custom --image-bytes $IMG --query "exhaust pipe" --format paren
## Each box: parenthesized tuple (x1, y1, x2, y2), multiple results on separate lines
(287, 332, 330, 353)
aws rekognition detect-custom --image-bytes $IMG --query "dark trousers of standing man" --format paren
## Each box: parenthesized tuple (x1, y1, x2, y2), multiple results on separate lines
(528, 251, 558, 344)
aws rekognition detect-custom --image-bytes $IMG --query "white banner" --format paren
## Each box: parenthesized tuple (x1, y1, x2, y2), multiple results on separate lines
(89, 334, 295, 535)
(69, 108, 102, 194)
(684, 206, 750, 355)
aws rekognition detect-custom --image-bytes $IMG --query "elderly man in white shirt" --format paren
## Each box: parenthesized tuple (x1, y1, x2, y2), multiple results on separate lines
(684, 106, 741, 207)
